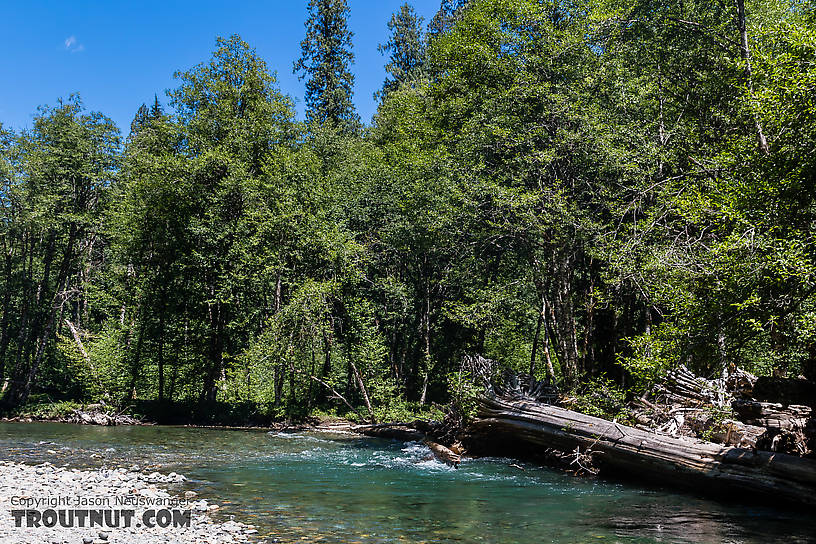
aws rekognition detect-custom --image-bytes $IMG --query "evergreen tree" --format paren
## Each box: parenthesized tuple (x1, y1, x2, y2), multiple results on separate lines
(428, 0, 468, 39)
(129, 103, 150, 136)
(376, 3, 426, 101)
(293, 0, 360, 132)
(129, 96, 164, 141)
(149, 94, 163, 120)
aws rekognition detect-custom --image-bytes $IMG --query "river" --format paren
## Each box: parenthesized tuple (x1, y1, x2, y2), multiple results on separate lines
(0, 422, 813, 543)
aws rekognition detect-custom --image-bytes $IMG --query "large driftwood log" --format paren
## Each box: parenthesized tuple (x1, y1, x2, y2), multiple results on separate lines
(732, 400, 811, 430)
(472, 396, 816, 506)
(683, 412, 765, 448)
(354, 422, 425, 441)
(653, 365, 748, 408)
(69, 408, 141, 426)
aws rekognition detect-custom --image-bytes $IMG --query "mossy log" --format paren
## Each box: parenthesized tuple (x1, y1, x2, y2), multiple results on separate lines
(472, 396, 816, 506)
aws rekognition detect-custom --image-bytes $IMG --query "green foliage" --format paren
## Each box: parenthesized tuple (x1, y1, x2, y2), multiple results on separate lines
(698, 404, 738, 442)
(446, 370, 481, 423)
(566, 376, 630, 422)
(0, 95, 119, 408)
(619, 323, 683, 393)
(16, 400, 83, 419)
(428, 0, 469, 40)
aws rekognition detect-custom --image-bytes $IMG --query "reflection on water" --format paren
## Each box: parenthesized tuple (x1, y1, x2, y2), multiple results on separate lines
(0, 422, 813, 543)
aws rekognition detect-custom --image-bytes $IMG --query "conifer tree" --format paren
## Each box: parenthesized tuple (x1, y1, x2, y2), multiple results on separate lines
(149, 94, 163, 120)
(376, 3, 426, 101)
(294, 0, 360, 132)
(129, 95, 163, 140)
(129, 103, 150, 136)
(428, 0, 468, 39)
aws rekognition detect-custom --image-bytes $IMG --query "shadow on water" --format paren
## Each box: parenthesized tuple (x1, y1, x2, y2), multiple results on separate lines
(1, 421, 814, 544)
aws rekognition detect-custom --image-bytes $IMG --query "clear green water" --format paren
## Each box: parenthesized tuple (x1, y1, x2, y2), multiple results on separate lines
(0, 422, 813, 543)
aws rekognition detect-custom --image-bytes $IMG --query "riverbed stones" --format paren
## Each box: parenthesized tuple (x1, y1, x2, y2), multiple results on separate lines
(0, 462, 259, 543)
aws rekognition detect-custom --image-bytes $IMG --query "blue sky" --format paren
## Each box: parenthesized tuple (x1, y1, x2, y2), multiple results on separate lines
(1, 1, 442, 133)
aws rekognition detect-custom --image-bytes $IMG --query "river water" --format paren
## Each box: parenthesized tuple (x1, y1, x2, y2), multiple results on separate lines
(0, 422, 813, 543)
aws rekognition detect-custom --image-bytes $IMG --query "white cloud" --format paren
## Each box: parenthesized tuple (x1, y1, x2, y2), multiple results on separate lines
(64, 36, 84, 53)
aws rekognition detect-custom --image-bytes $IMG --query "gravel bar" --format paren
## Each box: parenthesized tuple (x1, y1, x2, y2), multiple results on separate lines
(0, 462, 260, 543)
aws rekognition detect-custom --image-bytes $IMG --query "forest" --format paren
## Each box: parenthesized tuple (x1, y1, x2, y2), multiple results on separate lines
(0, 0, 814, 424)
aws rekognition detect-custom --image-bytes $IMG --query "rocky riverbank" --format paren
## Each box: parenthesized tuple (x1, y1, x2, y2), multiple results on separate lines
(0, 462, 260, 543)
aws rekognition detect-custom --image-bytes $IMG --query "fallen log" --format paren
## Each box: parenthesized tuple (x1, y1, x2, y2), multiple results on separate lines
(471, 396, 816, 506)
(354, 422, 425, 441)
(423, 439, 461, 467)
(684, 412, 765, 448)
(352, 422, 462, 465)
(731, 400, 811, 430)
(756, 427, 810, 456)
(659, 365, 732, 407)
(725, 366, 759, 399)
(69, 409, 141, 426)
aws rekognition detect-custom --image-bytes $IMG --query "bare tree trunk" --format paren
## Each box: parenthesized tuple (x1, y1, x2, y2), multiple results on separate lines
(35, 231, 57, 308)
(582, 277, 596, 375)
(21, 306, 59, 403)
(736, 0, 769, 154)
(420, 281, 431, 405)
(399, 343, 407, 385)
(201, 299, 224, 403)
(273, 364, 284, 408)
(349, 359, 374, 422)
(541, 301, 556, 381)
(657, 60, 668, 178)
(322, 318, 334, 377)
(546, 297, 563, 375)
(530, 304, 542, 381)
(0, 252, 13, 382)
(554, 253, 579, 385)
(301, 371, 365, 421)
(718, 329, 728, 371)
(65, 319, 90, 364)
(66, 318, 103, 392)
(157, 306, 165, 403)
(275, 275, 282, 313)
(171, 314, 187, 402)
(307, 349, 316, 410)
(157, 283, 167, 403)
(531, 262, 556, 383)
(13, 231, 58, 380)
(125, 316, 146, 403)
(3, 226, 76, 408)
(10, 239, 31, 379)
